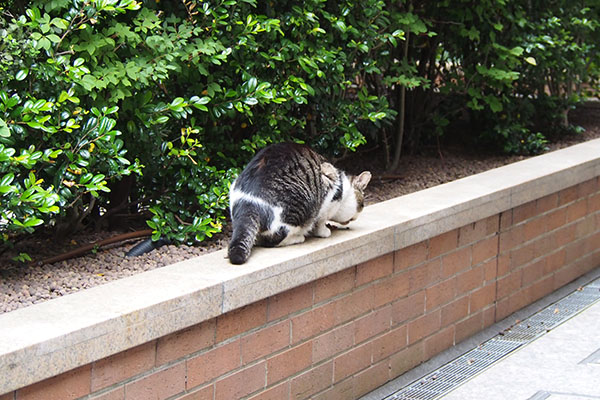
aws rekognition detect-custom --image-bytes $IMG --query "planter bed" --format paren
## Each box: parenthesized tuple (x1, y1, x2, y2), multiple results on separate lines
(1, 138, 600, 399)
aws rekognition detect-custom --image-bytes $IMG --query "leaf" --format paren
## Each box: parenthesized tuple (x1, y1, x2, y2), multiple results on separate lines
(509, 46, 524, 56)
(0, 173, 14, 186)
(0, 118, 9, 138)
(47, 34, 61, 43)
(15, 69, 29, 81)
(24, 217, 44, 227)
(525, 57, 537, 66)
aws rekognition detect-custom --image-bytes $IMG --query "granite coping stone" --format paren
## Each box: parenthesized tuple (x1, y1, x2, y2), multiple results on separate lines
(1, 138, 600, 394)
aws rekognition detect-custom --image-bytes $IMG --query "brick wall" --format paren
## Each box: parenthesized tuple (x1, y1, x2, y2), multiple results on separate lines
(3, 177, 599, 400)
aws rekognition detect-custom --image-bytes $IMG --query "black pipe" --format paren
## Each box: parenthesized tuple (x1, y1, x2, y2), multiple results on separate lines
(125, 237, 170, 257)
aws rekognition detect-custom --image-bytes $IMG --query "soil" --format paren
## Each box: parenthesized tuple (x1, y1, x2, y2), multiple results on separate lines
(1, 104, 600, 315)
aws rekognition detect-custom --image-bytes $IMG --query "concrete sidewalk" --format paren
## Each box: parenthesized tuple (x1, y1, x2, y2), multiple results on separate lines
(363, 268, 600, 400)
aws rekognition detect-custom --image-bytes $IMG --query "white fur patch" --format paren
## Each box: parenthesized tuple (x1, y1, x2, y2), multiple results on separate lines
(230, 187, 309, 239)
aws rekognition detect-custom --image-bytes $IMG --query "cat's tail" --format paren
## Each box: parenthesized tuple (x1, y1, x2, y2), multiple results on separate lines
(228, 203, 260, 264)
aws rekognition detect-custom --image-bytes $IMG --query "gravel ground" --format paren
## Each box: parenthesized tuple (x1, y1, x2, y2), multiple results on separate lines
(1, 105, 599, 314)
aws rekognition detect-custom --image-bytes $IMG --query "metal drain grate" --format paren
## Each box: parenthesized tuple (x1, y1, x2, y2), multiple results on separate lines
(383, 278, 600, 400)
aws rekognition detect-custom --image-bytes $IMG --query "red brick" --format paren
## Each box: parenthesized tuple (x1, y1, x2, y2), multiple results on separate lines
(187, 340, 241, 388)
(214, 362, 266, 400)
(566, 199, 588, 223)
(247, 382, 289, 400)
(507, 289, 530, 313)
(537, 193, 558, 214)
(390, 342, 425, 377)
(18, 365, 91, 400)
(156, 320, 215, 365)
(511, 242, 536, 269)
(425, 278, 456, 311)
(483, 306, 496, 329)
(332, 287, 374, 325)
(472, 236, 498, 265)
(408, 310, 441, 345)
(372, 272, 409, 308)
(312, 323, 354, 363)
(372, 325, 408, 362)
(522, 218, 546, 242)
(125, 362, 186, 400)
(553, 265, 581, 290)
(499, 225, 523, 253)
(92, 342, 155, 392)
(497, 253, 510, 276)
(513, 200, 537, 224)
(559, 186, 578, 206)
(455, 313, 483, 344)
(521, 259, 546, 286)
(565, 240, 586, 264)
(353, 360, 390, 398)
(354, 306, 392, 344)
(500, 210, 513, 230)
(456, 266, 483, 296)
(89, 386, 125, 400)
(576, 217, 596, 238)
(356, 253, 394, 286)
(290, 361, 333, 400)
(268, 283, 313, 321)
(441, 296, 469, 326)
(216, 300, 267, 342)
(394, 241, 427, 271)
(578, 178, 598, 197)
(458, 216, 499, 247)
(409, 259, 442, 293)
(333, 343, 372, 382)
(391, 291, 425, 325)
(441, 247, 472, 278)
(314, 268, 355, 304)
(424, 326, 454, 359)
(546, 249, 566, 274)
(312, 378, 354, 400)
(174, 385, 213, 400)
(534, 236, 555, 261)
(546, 208, 567, 231)
(291, 302, 336, 344)
(429, 230, 458, 259)
(241, 321, 290, 364)
(530, 276, 554, 302)
(482, 259, 497, 282)
(267, 342, 312, 385)
(554, 224, 577, 247)
(588, 193, 600, 212)
(469, 283, 496, 313)
(497, 272, 521, 300)
(495, 297, 511, 321)
(458, 221, 486, 247)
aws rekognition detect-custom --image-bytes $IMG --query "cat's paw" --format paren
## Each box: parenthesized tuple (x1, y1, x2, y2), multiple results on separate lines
(313, 225, 331, 238)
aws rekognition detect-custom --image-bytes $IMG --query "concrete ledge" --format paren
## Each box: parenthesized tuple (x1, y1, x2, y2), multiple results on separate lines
(1, 138, 600, 394)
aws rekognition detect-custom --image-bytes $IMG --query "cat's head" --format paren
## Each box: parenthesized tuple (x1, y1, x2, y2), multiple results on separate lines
(331, 170, 372, 225)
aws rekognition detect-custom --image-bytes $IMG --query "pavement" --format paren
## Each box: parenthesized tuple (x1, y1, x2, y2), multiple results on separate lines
(362, 268, 600, 400)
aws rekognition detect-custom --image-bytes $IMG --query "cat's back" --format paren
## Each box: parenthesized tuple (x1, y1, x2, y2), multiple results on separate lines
(233, 142, 325, 200)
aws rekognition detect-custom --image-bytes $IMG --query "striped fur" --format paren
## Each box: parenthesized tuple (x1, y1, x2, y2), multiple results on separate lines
(228, 143, 371, 264)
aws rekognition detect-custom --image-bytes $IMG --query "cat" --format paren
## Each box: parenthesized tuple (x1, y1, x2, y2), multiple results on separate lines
(227, 142, 371, 264)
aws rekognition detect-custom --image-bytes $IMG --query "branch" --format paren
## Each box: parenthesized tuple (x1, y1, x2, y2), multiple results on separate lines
(32, 229, 153, 266)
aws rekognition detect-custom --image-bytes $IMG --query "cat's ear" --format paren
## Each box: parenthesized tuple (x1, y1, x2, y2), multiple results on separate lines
(321, 162, 338, 183)
(352, 171, 372, 191)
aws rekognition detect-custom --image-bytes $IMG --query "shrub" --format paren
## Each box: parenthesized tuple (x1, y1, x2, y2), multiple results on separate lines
(1, 0, 598, 257)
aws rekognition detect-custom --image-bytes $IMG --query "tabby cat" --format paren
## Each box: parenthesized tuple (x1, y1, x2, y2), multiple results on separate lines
(228, 142, 371, 264)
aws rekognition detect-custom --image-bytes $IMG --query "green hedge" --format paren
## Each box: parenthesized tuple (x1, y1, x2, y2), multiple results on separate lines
(0, 0, 598, 257)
